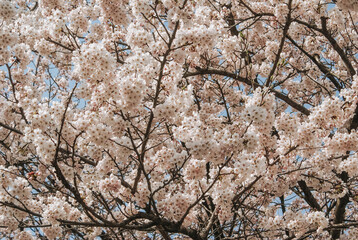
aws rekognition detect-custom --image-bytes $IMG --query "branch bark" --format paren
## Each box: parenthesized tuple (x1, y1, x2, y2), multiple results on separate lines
(297, 180, 322, 211)
(184, 68, 311, 115)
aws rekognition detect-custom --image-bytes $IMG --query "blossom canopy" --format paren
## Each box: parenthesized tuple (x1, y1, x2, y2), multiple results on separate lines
(0, 0, 358, 239)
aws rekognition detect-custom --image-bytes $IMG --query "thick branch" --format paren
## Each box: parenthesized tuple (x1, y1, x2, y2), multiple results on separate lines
(0, 122, 23, 135)
(320, 17, 356, 76)
(184, 68, 311, 115)
(331, 105, 358, 238)
(265, 0, 292, 87)
(297, 180, 322, 211)
(293, 18, 356, 76)
(287, 35, 342, 90)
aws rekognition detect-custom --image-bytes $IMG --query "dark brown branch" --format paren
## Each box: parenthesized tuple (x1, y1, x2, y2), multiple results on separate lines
(58, 147, 96, 166)
(331, 186, 349, 239)
(224, 4, 239, 36)
(184, 68, 311, 115)
(59, 212, 203, 239)
(331, 105, 358, 238)
(6, 64, 29, 124)
(320, 17, 356, 76)
(51, 84, 109, 223)
(46, 38, 75, 52)
(287, 35, 342, 90)
(0, 201, 41, 217)
(265, 0, 292, 87)
(0, 122, 23, 135)
(214, 79, 232, 123)
(297, 180, 322, 211)
(286, 221, 358, 240)
(179, 154, 233, 229)
(233, 176, 262, 204)
(293, 18, 356, 76)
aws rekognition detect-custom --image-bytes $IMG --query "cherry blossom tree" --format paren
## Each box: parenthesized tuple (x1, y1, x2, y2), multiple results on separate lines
(0, 0, 358, 239)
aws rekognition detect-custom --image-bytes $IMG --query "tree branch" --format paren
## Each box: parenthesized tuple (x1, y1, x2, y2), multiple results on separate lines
(184, 68, 311, 115)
